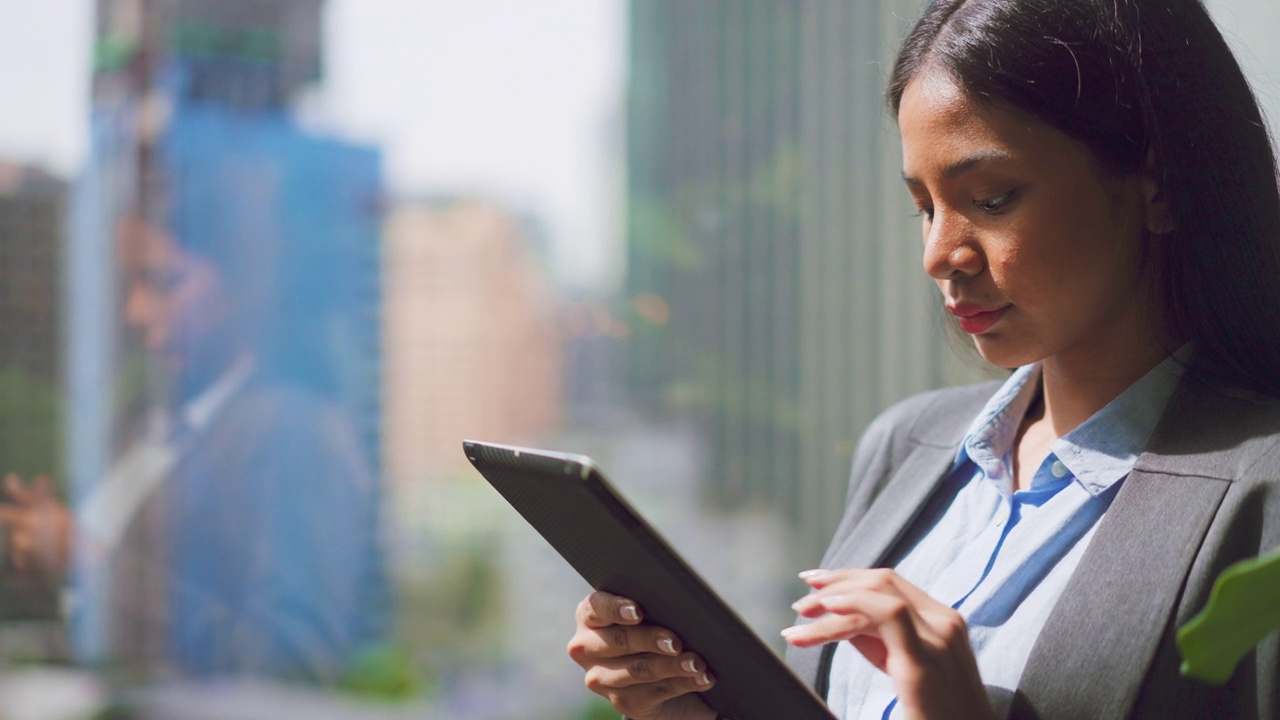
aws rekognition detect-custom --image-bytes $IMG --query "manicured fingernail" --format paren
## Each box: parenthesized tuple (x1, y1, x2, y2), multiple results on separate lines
(798, 569, 827, 580)
(780, 625, 803, 638)
(620, 604, 639, 621)
(819, 594, 849, 609)
(682, 658, 698, 673)
(697, 673, 711, 686)
(658, 638, 676, 654)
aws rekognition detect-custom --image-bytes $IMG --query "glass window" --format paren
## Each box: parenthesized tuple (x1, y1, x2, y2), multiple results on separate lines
(0, 1, 1276, 717)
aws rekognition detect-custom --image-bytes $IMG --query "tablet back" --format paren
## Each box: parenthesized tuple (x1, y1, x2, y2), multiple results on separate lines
(464, 440, 836, 720)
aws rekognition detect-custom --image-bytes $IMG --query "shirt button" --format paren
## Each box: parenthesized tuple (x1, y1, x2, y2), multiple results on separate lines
(1051, 460, 1068, 478)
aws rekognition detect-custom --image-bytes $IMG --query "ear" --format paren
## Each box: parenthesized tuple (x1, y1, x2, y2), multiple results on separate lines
(1141, 148, 1176, 235)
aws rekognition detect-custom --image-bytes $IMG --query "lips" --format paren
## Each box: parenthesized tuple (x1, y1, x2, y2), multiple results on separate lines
(946, 303, 1010, 334)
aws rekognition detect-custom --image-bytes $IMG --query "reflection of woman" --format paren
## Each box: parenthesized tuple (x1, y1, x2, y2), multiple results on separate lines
(1, 212, 389, 683)
(568, 1, 1280, 718)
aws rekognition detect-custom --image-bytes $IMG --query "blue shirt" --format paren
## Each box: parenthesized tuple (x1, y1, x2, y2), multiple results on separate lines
(829, 353, 1185, 719)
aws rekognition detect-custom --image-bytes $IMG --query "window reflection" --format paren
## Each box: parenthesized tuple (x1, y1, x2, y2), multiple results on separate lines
(1, 0, 1277, 718)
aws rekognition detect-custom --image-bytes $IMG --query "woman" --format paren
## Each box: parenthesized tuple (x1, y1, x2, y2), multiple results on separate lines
(567, 1, 1280, 718)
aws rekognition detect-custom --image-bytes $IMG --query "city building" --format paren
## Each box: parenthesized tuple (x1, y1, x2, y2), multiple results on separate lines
(625, 0, 987, 565)
(70, 0, 385, 668)
(0, 163, 67, 384)
(0, 162, 68, 621)
(383, 198, 563, 490)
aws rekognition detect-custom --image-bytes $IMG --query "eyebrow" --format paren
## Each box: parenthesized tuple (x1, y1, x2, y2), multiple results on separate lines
(902, 149, 1016, 187)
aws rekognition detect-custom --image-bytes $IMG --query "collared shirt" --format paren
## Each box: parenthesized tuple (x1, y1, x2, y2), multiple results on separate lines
(829, 352, 1186, 719)
(77, 356, 254, 552)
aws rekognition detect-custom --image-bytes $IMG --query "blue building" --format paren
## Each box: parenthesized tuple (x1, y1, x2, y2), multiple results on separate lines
(69, 0, 388, 680)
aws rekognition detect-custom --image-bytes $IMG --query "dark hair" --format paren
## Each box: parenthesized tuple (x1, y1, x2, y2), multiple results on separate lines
(888, 0, 1280, 396)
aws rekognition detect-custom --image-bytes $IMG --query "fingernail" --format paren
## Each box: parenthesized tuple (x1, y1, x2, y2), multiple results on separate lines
(780, 625, 803, 638)
(658, 638, 676, 654)
(682, 658, 698, 673)
(697, 673, 710, 686)
(798, 569, 827, 580)
(620, 604, 639, 621)
(819, 594, 849, 609)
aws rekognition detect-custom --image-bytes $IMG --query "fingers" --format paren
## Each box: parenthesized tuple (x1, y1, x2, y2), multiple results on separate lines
(783, 586, 921, 651)
(0, 505, 26, 526)
(31, 476, 55, 499)
(584, 651, 713, 690)
(569, 591, 717, 718)
(576, 590, 643, 629)
(596, 673, 716, 720)
(786, 568, 990, 719)
(3, 473, 32, 504)
(568, 620, 686, 663)
(585, 655, 716, 719)
(784, 569, 956, 653)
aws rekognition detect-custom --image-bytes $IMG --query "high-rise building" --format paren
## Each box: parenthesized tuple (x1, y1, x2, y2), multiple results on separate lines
(0, 163, 66, 383)
(79, 0, 382, 462)
(626, 0, 986, 564)
(383, 198, 563, 489)
(70, 0, 386, 666)
(93, 0, 323, 109)
(0, 163, 68, 621)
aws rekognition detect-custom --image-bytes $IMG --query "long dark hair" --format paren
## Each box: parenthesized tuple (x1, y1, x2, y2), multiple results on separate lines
(888, 0, 1280, 396)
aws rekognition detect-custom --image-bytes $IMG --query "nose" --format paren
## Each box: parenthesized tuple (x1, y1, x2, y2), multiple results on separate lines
(124, 284, 167, 350)
(124, 284, 152, 328)
(922, 208, 983, 280)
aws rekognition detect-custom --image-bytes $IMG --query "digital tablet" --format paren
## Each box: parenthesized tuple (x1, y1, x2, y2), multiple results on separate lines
(463, 440, 836, 720)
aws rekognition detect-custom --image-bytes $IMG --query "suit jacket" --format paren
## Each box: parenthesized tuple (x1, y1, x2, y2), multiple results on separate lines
(785, 377, 1280, 719)
(107, 379, 389, 683)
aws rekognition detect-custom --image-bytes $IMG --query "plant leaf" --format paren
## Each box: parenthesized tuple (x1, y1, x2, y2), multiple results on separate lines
(1177, 546, 1280, 685)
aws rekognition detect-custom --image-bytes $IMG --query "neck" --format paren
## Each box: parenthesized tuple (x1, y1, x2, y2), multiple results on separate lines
(1038, 337, 1169, 438)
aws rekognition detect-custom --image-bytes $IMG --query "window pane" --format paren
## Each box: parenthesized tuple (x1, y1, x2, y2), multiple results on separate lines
(0, 1, 1276, 718)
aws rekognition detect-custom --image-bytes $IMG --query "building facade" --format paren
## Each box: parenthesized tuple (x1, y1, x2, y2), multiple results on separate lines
(625, 0, 986, 564)
(383, 198, 563, 489)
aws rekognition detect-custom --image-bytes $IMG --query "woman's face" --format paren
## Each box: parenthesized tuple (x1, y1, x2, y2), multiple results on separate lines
(898, 69, 1156, 371)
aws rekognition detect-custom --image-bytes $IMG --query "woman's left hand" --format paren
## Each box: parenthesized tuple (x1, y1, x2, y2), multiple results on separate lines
(783, 568, 994, 720)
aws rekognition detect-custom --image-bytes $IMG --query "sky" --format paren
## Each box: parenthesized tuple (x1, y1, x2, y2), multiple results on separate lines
(0, 0, 627, 291)
(2, 1, 1280, 292)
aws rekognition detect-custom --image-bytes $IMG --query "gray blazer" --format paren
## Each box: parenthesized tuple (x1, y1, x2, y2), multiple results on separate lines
(785, 377, 1280, 719)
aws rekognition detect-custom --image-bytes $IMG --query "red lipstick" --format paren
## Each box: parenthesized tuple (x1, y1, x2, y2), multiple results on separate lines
(947, 303, 1010, 334)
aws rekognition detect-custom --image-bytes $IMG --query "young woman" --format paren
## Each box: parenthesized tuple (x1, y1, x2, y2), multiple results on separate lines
(567, 1, 1280, 717)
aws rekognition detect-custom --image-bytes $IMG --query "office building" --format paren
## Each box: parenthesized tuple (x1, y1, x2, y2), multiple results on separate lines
(626, 0, 985, 563)
(383, 198, 563, 490)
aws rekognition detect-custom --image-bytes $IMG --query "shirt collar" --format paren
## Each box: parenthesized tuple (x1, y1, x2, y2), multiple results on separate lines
(182, 355, 255, 435)
(1051, 348, 1187, 494)
(955, 364, 1043, 491)
(955, 347, 1189, 496)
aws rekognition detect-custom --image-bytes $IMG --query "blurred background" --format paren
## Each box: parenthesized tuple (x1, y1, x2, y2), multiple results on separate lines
(0, 1, 1277, 718)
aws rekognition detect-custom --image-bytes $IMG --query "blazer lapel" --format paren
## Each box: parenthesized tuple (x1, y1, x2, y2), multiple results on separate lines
(822, 383, 1001, 571)
(821, 440, 958, 570)
(1012, 379, 1261, 718)
(790, 385, 990, 694)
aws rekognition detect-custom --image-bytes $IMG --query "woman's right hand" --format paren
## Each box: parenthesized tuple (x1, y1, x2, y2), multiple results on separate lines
(567, 591, 718, 720)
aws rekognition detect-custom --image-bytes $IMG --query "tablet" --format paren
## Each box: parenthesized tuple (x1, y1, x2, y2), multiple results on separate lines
(463, 440, 836, 720)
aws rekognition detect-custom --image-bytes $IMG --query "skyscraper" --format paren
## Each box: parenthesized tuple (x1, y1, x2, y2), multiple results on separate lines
(0, 163, 68, 620)
(626, 0, 985, 564)
(0, 163, 66, 385)
(383, 198, 563, 490)
(71, 0, 386, 668)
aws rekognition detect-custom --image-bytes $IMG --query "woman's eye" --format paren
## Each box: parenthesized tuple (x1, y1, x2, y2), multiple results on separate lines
(913, 207, 935, 221)
(974, 190, 1016, 214)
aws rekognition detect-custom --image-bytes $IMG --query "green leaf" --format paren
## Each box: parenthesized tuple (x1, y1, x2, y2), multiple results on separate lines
(1177, 545, 1280, 685)
(337, 642, 420, 701)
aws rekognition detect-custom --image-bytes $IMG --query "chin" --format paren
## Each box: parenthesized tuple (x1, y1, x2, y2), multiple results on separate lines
(970, 335, 1047, 370)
